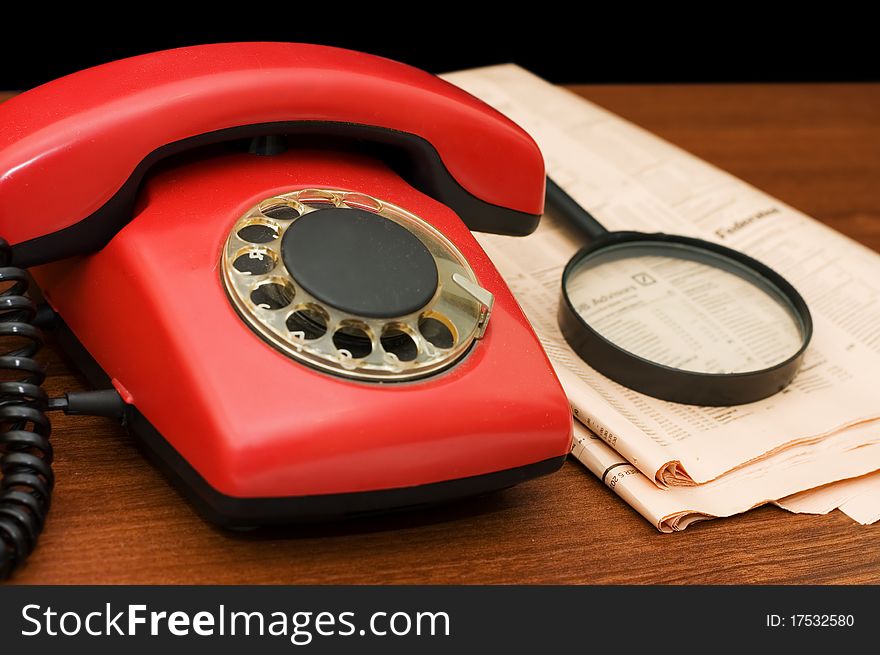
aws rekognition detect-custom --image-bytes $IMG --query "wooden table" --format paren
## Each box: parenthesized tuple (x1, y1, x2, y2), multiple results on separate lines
(4, 84, 879, 584)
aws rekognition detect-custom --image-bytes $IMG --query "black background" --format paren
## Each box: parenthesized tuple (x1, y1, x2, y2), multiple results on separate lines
(1, 8, 876, 89)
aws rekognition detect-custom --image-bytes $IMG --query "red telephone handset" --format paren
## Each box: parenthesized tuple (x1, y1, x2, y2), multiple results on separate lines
(0, 43, 571, 578)
(1, 42, 544, 266)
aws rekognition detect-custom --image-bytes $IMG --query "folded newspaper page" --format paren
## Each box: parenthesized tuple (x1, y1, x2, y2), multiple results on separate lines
(835, 486, 880, 525)
(442, 65, 880, 492)
(777, 471, 880, 525)
(573, 420, 880, 531)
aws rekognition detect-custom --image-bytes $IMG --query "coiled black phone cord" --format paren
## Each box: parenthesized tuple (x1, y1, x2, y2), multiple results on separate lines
(0, 237, 52, 580)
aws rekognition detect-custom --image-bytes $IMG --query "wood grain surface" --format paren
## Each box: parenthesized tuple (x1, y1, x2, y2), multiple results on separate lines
(2, 84, 879, 585)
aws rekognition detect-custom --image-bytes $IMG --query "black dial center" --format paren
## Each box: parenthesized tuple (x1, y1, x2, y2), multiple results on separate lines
(281, 207, 439, 319)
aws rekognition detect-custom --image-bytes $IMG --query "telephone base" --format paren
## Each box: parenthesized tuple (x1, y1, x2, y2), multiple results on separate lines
(52, 318, 566, 527)
(130, 406, 565, 527)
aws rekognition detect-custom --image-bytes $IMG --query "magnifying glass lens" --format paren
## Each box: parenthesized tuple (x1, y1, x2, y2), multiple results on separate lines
(564, 242, 806, 375)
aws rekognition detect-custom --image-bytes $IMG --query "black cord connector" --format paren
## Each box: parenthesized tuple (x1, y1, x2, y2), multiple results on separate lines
(47, 390, 126, 420)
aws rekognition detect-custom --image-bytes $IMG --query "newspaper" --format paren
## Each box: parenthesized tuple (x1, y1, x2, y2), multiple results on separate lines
(441, 65, 880, 528)
(572, 420, 880, 531)
(778, 471, 880, 525)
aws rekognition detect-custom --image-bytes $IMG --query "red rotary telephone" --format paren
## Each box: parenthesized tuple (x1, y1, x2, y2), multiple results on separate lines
(0, 43, 572, 578)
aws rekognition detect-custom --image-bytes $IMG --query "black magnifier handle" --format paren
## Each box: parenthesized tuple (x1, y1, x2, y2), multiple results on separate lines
(545, 177, 609, 242)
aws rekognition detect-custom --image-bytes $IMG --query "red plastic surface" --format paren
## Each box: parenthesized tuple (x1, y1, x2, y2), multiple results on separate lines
(31, 152, 571, 498)
(0, 42, 545, 247)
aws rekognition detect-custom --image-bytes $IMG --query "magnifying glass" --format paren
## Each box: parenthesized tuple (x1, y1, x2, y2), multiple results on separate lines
(545, 178, 812, 406)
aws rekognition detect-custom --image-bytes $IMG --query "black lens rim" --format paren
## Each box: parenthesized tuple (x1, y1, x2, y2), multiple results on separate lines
(558, 231, 813, 406)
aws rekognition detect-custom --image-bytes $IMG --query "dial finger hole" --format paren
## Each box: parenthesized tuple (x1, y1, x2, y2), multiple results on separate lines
(261, 203, 301, 221)
(233, 248, 276, 275)
(298, 189, 338, 209)
(342, 193, 382, 213)
(237, 220, 279, 244)
(250, 280, 295, 310)
(286, 304, 329, 340)
(332, 322, 373, 359)
(419, 312, 456, 349)
(380, 325, 418, 362)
